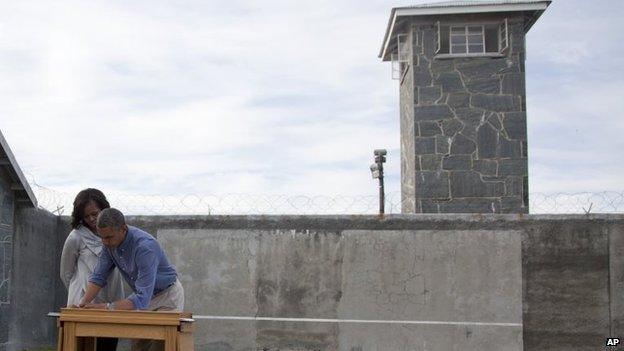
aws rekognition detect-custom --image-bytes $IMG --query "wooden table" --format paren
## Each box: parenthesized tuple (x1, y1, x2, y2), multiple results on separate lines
(52, 308, 194, 351)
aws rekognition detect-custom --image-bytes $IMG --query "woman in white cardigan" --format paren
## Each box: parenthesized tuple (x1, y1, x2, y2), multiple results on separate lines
(60, 188, 125, 350)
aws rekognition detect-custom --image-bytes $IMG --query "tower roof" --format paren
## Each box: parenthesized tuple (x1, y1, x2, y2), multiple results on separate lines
(379, 0, 551, 60)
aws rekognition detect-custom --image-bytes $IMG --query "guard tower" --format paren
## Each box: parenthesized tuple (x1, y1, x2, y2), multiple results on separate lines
(380, 0, 550, 214)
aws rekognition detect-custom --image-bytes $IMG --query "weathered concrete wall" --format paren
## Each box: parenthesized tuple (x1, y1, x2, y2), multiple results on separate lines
(522, 218, 624, 351)
(0, 169, 14, 350)
(6, 206, 66, 351)
(7, 214, 621, 350)
(156, 227, 522, 350)
(399, 13, 529, 214)
(123, 214, 624, 351)
(611, 223, 624, 339)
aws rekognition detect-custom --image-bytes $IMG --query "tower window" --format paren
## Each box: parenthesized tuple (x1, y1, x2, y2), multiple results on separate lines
(436, 19, 509, 56)
(392, 33, 410, 80)
(450, 26, 485, 54)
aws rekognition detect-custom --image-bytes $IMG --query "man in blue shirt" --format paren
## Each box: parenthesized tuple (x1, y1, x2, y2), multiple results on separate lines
(78, 208, 184, 350)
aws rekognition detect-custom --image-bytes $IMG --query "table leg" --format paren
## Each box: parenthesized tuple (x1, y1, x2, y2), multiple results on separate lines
(164, 326, 177, 351)
(63, 322, 77, 351)
(177, 332, 194, 351)
(57, 325, 63, 351)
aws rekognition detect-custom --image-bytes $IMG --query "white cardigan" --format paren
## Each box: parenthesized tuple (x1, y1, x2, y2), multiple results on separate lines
(60, 225, 125, 305)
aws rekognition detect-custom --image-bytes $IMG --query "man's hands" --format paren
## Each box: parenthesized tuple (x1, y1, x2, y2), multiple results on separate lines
(66, 302, 107, 309)
(84, 302, 107, 309)
(66, 299, 135, 310)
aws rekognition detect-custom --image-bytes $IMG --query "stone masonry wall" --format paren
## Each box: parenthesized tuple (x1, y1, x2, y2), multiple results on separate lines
(401, 14, 529, 213)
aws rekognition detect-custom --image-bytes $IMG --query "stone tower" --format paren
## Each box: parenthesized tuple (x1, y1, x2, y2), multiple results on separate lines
(380, 0, 550, 214)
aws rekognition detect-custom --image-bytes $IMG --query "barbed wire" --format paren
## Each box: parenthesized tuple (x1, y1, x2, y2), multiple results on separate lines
(530, 191, 624, 214)
(29, 184, 624, 215)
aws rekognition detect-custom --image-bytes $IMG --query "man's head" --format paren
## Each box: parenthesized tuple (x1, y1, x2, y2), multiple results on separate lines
(96, 208, 128, 247)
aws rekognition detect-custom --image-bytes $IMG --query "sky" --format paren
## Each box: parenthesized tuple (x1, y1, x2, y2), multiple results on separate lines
(0, 0, 623, 206)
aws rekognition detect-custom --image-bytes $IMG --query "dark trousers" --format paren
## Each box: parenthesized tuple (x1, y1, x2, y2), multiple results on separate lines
(96, 337, 118, 351)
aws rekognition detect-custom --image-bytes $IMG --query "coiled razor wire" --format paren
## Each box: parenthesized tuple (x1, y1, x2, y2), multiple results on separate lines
(30, 185, 624, 215)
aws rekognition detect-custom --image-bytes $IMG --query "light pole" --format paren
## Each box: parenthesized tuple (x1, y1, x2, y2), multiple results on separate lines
(370, 149, 387, 215)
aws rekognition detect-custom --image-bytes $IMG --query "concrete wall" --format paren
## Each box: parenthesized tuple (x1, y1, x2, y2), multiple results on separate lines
(6, 206, 67, 351)
(158, 228, 522, 350)
(123, 214, 624, 351)
(4, 214, 621, 350)
(398, 13, 529, 214)
(522, 218, 624, 350)
(611, 223, 624, 337)
(0, 169, 15, 350)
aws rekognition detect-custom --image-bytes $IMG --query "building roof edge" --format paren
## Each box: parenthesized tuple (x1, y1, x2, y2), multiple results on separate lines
(0, 129, 38, 208)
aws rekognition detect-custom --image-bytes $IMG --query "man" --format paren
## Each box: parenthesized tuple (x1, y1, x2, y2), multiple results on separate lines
(78, 208, 184, 351)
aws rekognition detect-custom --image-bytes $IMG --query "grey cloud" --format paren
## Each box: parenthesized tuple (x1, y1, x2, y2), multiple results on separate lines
(0, 0, 621, 199)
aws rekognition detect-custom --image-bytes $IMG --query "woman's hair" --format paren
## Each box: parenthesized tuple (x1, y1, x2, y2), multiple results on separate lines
(70, 188, 110, 229)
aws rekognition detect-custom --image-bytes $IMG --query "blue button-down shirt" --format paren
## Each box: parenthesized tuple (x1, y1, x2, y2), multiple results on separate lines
(89, 226, 177, 310)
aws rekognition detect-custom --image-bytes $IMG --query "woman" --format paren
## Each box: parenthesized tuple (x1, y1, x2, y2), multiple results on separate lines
(60, 188, 125, 350)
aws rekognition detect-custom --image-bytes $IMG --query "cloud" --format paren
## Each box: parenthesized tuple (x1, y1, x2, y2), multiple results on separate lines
(0, 0, 622, 212)
(524, 0, 624, 193)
